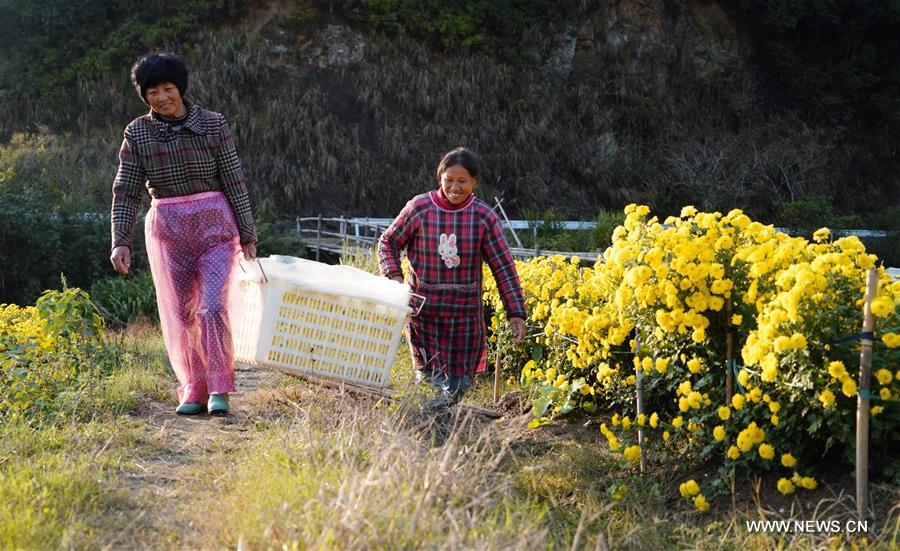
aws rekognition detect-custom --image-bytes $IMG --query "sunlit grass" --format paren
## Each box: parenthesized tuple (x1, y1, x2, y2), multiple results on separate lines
(179, 395, 553, 549)
(0, 418, 165, 549)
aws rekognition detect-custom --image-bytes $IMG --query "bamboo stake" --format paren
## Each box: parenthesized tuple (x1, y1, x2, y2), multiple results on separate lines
(725, 297, 734, 404)
(635, 335, 646, 474)
(493, 351, 502, 403)
(856, 269, 878, 520)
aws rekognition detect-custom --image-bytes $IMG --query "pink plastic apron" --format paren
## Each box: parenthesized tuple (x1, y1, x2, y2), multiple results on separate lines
(144, 191, 241, 404)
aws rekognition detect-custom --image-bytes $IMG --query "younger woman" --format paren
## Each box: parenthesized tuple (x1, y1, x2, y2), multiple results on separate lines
(378, 148, 526, 406)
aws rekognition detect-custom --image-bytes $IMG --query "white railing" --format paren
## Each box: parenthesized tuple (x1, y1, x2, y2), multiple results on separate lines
(296, 215, 898, 278)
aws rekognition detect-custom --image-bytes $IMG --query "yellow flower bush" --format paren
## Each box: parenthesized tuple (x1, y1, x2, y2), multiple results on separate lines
(1, 287, 116, 422)
(484, 204, 900, 509)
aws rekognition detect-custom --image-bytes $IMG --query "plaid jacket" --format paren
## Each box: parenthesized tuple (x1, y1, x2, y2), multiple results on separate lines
(110, 103, 257, 250)
(378, 191, 526, 320)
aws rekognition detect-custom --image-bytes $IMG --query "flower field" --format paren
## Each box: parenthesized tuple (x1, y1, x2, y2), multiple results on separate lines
(484, 205, 900, 509)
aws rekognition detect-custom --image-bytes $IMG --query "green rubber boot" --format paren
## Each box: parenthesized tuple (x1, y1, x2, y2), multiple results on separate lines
(175, 402, 205, 415)
(208, 394, 229, 415)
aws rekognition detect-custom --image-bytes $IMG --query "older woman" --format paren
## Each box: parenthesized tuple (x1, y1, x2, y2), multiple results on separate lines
(109, 52, 257, 415)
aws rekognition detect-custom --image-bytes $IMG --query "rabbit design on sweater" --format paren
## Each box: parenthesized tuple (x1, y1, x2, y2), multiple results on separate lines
(438, 233, 460, 269)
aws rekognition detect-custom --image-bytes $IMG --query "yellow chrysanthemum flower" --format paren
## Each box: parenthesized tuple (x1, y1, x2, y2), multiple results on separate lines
(819, 389, 835, 408)
(777, 478, 795, 495)
(841, 378, 857, 398)
(882, 332, 900, 348)
(623, 445, 641, 462)
(870, 296, 894, 318)
(875, 369, 893, 385)
(694, 494, 710, 511)
(812, 227, 830, 243)
(781, 453, 797, 468)
(758, 444, 775, 460)
(717, 406, 731, 421)
(827, 361, 847, 380)
(687, 358, 703, 374)
(713, 426, 726, 441)
(679, 479, 700, 497)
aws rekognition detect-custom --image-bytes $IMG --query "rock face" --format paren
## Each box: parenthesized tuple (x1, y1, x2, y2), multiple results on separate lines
(303, 24, 366, 68)
(550, 0, 749, 94)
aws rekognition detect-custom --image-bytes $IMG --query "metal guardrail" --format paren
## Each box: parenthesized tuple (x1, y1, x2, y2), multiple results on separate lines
(296, 215, 604, 261)
(344, 217, 893, 237)
(297, 215, 898, 276)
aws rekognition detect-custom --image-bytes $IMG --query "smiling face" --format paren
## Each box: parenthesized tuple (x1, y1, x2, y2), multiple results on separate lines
(440, 164, 477, 205)
(145, 82, 186, 118)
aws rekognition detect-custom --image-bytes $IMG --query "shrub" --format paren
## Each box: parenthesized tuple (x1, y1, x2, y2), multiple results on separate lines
(0, 187, 141, 306)
(0, 284, 119, 422)
(89, 271, 157, 328)
(484, 204, 900, 506)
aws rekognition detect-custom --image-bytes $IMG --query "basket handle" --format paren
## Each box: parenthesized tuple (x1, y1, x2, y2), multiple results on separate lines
(409, 293, 426, 317)
(238, 255, 268, 283)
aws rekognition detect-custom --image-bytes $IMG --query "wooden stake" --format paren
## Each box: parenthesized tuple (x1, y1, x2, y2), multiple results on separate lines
(725, 297, 734, 404)
(493, 350, 502, 403)
(856, 269, 878, 520)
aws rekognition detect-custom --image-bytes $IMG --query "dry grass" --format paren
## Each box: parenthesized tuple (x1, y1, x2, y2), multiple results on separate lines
(2, 319, 899, 549)
(180, 389, 552, 549)
(4, 3, 878, 228)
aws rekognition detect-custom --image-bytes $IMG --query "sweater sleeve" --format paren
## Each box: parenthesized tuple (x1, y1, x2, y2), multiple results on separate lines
(378, 199, 419, 279)
(215, 115, 257, 244)
(482, 216, 527, 319)
(110, 132, 146, 251)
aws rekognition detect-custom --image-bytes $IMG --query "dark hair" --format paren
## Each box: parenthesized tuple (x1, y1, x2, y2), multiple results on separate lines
(130, 52, 189, 104)
(436, 147, 480, 182)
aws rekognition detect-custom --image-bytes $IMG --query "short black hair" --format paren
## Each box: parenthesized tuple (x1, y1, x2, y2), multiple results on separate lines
(130, 52, 189, 104)
(436, 147, 481, 182)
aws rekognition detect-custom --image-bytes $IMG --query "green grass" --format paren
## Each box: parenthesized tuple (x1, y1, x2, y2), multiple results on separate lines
(2, 321, 899, 549)
(0, 418, 166, 549)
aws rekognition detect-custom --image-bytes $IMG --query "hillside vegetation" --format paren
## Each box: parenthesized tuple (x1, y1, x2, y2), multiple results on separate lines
(0, 0, 898, 304)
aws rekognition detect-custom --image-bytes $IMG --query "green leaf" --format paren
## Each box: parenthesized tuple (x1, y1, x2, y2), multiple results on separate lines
(531, 395, 551, 417)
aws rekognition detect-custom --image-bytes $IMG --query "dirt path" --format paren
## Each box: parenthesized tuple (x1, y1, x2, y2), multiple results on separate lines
(117, 364, 285, 549)
(111, 361, 541, 549)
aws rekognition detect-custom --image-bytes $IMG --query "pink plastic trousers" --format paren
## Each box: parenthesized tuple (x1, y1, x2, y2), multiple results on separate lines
(145, 191, 241, 404)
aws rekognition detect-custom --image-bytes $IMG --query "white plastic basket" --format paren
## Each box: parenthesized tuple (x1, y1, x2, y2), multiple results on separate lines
(233, 257, 422, 388)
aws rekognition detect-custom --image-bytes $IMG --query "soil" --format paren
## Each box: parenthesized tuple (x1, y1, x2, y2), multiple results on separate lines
(118, 363, 284, 548)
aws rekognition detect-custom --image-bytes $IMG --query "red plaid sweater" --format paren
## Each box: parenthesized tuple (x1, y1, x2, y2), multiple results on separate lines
(378, 191, 526, 321)
(111, 103, 257, 250)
